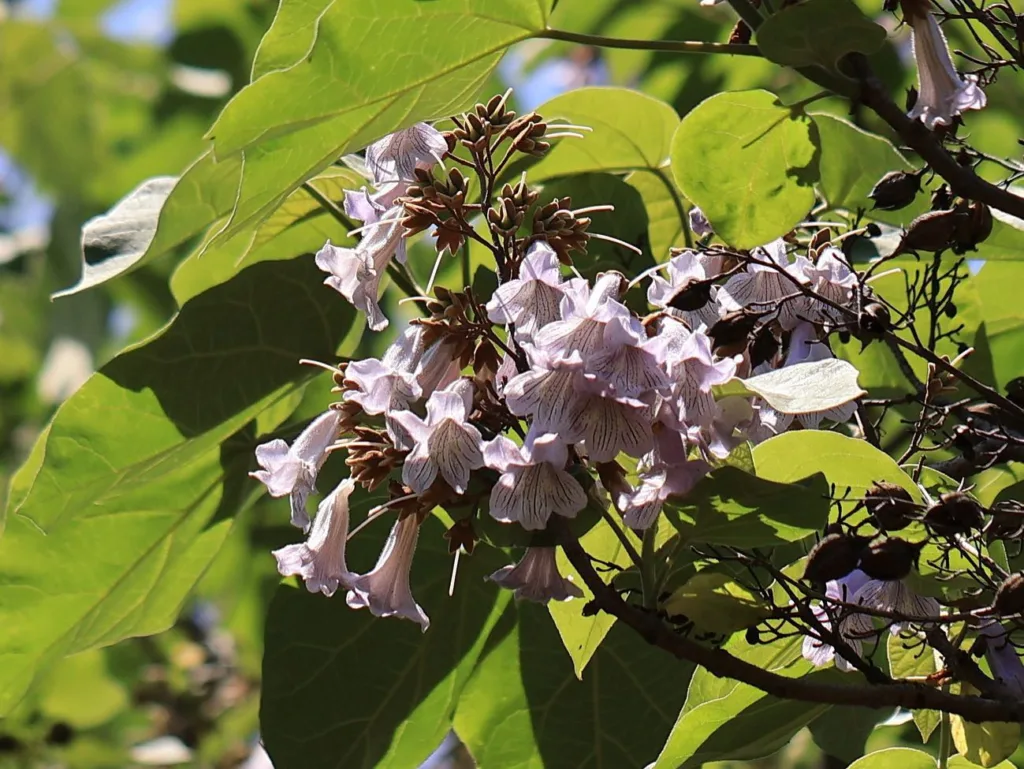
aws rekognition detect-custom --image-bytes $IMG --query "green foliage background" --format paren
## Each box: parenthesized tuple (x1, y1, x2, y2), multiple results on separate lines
(1, 0, 1023, 767)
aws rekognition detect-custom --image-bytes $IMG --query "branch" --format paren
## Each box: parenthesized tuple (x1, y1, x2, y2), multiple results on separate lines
(555, 519, 1024, 724)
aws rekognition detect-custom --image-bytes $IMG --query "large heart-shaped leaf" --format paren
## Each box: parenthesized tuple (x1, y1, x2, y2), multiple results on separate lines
(0, 257, 357, 714)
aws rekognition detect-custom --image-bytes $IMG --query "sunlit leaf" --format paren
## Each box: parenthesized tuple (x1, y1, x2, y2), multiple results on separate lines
(756, 0, 886, 69)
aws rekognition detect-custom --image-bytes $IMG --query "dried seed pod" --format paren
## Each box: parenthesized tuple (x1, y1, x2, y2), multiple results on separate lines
(708, 310, 762, 356)
(668, 278, 714, 312)
(857, 537, 924, 581)
(952, 200, 993, 254)
(992, 573, 1024, 617)
(858, 302, 891, 337)
(898, 208, 964, 253)
(868, 170, 922, 212)
(444, 517, 478, 555)
(1006, 377, 1024, 408)
(749, 324, 781, 369)
(985, 500, 1024, 543)
(865, 481, 917, 531)
(923, 491, 985, 536)
(809, 227, 832, 256)
(728, 19, 752, 44)
(805, 533, 869, 583)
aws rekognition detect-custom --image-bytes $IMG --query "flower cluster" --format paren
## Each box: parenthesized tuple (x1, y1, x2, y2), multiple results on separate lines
(250, 101, 866, 632)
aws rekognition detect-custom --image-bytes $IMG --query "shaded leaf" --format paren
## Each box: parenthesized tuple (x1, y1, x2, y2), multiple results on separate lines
(887, 635, 940, 742)
(951, 682, 1021, 768)
(455, 602, 691, 769)
(261, 522, 509, 769)
(757, 0, 886, 69)
(0, 258, 357, 714)
(847, 747, 937, 769)
(663, 571, 769, 633)
(626, 169, 690, 262)
(668, 466, 830, 547)
(670, 90, 819, 248)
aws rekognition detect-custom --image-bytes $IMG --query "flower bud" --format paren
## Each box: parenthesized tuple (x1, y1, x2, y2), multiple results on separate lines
(865, 481, 917, 531)
(992, 573, 1024, 617)
(924, 491, 985, 536)
(804, 533, 868, 583)
(868, 170, 922, 211)
(858, 537, 925, 581)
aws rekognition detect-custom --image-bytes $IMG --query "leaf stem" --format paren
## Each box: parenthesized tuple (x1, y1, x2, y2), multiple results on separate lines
(651, 167, 693, 250)
(938, 699, 952, 768)
(539, 28, 762, 57)
(640, 524, 659, 611)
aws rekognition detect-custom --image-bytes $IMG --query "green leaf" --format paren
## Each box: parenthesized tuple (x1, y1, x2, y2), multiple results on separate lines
(37, 649, 128, 729)
(626, 169, 690, 262)
(887, 634, 940, 742)
(756, 0, 886, 69)
(949, 757, 1018, 769)
(951, 683, 1021, 768)
(668, 466, 830, 547)
(527, 86, 680, 180)
(724, 358, 866, 415)
(0, 257, 357, 715)
(549, 517, 638, 678)
(975, 263, 1024, 390)
(662, 571, 769, 633)
(670, 90, 819, 248)
(250, 0, 334, 81)
(812, 113, 928, 224)
(652, 635, 830, 768)
(809, 706, 882, 763)
(55, 150, 243, 295)
(753, 430, 922, 501)
(848, 747, 938, 769)
(205, 0, 551, 244)
(455, 602, 692, 768)
(260, 522, 509, 769)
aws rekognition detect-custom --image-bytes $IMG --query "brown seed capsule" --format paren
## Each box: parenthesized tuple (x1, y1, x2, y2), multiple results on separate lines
(985, 500, 1024, 543)
(923, 491, 985, 536)
(668, 278, 714, 312)
(868, 170, 922, 212)
(952, 200, 993, 254)
(992, 573, 1024, 617)
(708, 310, 762, 356)
(728, 19, 752, 44)
(805, 533, 869, 583)
(858, 537, 925, 581)
(899, 208, 963, 253)
(858, 302, 891, 337)
(1006, 377, 1024, 408)
(865, 481, 917, 531)
(749, 325, 781, 369)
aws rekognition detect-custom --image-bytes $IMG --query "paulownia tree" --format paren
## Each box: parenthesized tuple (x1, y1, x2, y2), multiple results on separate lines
(5, 0, 1024, 766)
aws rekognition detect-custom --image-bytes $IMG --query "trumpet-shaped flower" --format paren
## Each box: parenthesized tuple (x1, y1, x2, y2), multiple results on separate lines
(388, 379, 484, 494)
(792, 248, 857, 326)
(565, 379, 654, 462)
(646, 249, 722, 329)
(486, 241, 569, 341)
(717, 240, 808, 329)
(364, 122, 448, 185)
(663, 329, 737, 429)
(346, 514, 429, 631)
(981, 623, 1024, 698)
(489, 546, 584, 603)
(907, 9, 987, 129)
(251, 408, 342, 530)
(586, 313, 671, 397)
(851, 576, 940, 635)
(534, 272, 632, 360)
(620, 459, 710, 529)
(273, 479, 358, 596)
(803, 570, 875, 672)
(315, 207, 405, 331)
(503, 348, 585, 435)
(484, 432, 587, 530)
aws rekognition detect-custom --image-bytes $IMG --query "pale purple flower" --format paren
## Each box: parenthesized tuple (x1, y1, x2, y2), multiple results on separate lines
(494, 350, 520, 394)
(343, 357, 418, 416)
(688, 206, 713, 237)
(485, 241, 567, 341)
(981, 623, 1024, 698)
(489, 546, 584, 603)
(388, 379, 484, 494)
(346, 514, 429, 631)
(273, 479, 358, 596)
(851, 577, 940, 635)
(907, 10, 986, 129)
(251, 409, 342, 530)
(792, 247, 857, 326)
(586, 314, 671, 397)
(664, 329, 737, 429)
(484, 431, 587, 530)
(534, 272, 632, 360)
(717, 239, 808, 329)
(315, 206, 405, 331)
(415, 337, 463, 395)
(343, 186, 408, 263)
(803, 570, 875, 672)
(503, 347, 585, 435)
(364, 122, 447, 185)
(565, 379, 654, 462)
(647, 250, 722, 329)
(620, 459, 710, 529)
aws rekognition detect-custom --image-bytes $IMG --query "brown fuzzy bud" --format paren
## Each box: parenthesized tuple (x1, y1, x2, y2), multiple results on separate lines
(805, 533, 869, 583)
(868, 170, 922, 212)
(858, 537, 925, 581)
(865, 481, 917, 532)
(924, 491, 985, 536)
(992, 573, 1024, 617)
